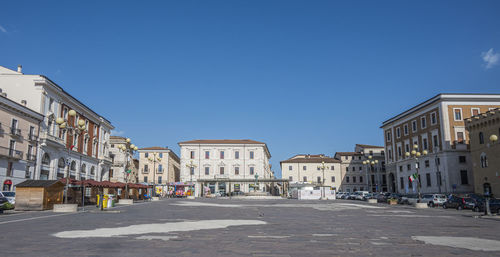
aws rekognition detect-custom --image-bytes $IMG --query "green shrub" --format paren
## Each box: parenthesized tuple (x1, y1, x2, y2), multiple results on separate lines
(1, 202, 14, 210)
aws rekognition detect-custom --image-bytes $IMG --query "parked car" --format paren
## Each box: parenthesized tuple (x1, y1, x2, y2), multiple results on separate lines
(443, 195, 468, 210)
(473, 198, 500, 214)
(420, 194, 447, 207)
(1, 191, 15, 205)
(0, 195, 9, 213)
(355, 191, 369, 200)
(342, 193, 352, 199)
(377, 192, 391, 203)
(387, 193, 402, 203)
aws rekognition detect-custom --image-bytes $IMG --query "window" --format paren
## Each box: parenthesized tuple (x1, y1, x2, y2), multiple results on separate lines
(353, 176, 357, 183)
(158, 176, 162, 184)
(405, 144, 410, 153)
(431, 112, 437, 125)
(404, 124, 409, 135)
(457, 132, 464, 143)
(396, 127, 401, 138)
(345, 156, 348, 160)
(205, 167, 210, 175)
(369, 150, 373, 155)
(426, 173, 431, 187)
(235, 151, 239, 159)
(433, 135, 439, 150)
(346, 176, 350, 183)
(331, 176, 335, 182)
(303, 176, 307, 182)
(205, 151, 210, 159)
(398, 146, 402, 157)
(480, 154, 488, 168)
(234, 167, 239, 175)
(386, 131, 392, 142)
(479, 132, 484, 144)
(352, 167, 356, 171)
(42, 153, 50, 165)
(346, 167, 349, 172)
(250, 167, 254, 175)
(460, 170, 469, 185)
(29, 126, 35, 139)
(250, 151, 254, 159)
(331, 166, 335, 170)
(421, 117, 427, 129)
(190, 167, 195, 175)
(144, 165, 149, 173)
(144, 176, 148, 183)
(425, 160, 430, 167)
(289, 176, 293, 181)
(190, 151, 195, 159)
(158, 164, 163, 173)
(303, 166, 306, 171)
(407, 164, 411, 171)
(159, 153, 163, 158)
(220, 151, 224, 159)
(317, 167, 320, 171)
(219, 167, 224, 175)
(412, 120, 417, 132)
(471, 108, 480, 116)
(382, 175, 387, 184)
(145, 153, 149, 158)
(459, 156, 466, 163)
(423, 138, 428, 150)
(317, 177, 321, 183)
(288, 166, 292, 170)
(371, 175, 375, 183)
(359, 176, 363, 183)
(454, 108, 462, 121)
(400, 177, 404, 189)
(399, 166, 403, 172)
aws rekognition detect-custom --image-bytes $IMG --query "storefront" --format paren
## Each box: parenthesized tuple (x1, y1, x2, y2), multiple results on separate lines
(2, 179, 12, 191)
(167, 182, 195, 197)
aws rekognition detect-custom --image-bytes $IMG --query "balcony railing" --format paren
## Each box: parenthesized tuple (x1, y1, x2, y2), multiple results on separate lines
(28, 134, 38, 141)
(0, 146, 23, 159)
(10, 128, 22, 136)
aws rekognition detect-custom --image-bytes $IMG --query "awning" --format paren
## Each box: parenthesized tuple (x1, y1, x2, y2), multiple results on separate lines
(3, 180, 12, 185)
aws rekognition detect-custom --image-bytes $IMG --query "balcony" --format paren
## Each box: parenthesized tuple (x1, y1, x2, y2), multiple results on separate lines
(28, 134, 38, 141)
(452, 140, 469, 150)
(10, 128, 22, 137)
(26, 154, 37, 161)
(0, 146, 23, 159)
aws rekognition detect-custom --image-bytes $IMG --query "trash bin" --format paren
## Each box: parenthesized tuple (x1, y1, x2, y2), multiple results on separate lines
(107, 194, 114, 208)
(102, 195, 109, 209)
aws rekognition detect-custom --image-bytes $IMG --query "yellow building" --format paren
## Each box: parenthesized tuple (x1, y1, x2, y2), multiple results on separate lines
(465, 108, 500, 196)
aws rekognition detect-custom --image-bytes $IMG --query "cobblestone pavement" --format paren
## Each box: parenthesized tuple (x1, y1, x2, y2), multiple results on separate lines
(1, 198, 500, 257)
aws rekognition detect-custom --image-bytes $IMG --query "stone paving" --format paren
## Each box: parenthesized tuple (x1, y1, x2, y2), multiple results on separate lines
(1, 198, 500, 256)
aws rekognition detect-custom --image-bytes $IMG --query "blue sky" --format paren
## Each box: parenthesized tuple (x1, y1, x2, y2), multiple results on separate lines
(1, 1, 500, 178)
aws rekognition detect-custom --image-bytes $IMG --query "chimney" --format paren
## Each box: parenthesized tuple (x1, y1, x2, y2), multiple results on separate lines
(17, 65, 22, 73)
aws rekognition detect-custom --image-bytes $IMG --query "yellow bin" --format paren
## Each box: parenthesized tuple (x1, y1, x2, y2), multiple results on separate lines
(97, 195, 109, 209)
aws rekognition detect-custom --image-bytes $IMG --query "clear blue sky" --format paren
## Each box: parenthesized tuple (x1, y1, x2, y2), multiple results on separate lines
(1, 1, 500, 178)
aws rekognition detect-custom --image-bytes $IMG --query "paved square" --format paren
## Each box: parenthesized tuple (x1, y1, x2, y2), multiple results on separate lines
(1, 199, 500, 256)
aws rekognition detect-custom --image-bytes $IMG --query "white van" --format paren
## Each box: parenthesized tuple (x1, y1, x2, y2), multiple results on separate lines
(355, 191, 370, 200)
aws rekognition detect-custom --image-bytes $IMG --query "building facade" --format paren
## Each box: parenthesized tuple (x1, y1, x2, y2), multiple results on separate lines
(354, 144, 387, 192)
(381, 94, 500, 194)
(109, 136, 139, 183)
(465, 108, 500, 196)
(280, 154, 341, 190)
(138, 147, 180, 185)
(335, 152, 366, 192)
(178, 139, 272, 196)
(0, 94, 44, 191)
(0, 65, 114, 183)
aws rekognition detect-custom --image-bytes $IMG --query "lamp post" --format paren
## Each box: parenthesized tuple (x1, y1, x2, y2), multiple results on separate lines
(363, 156, 379, 193)
(55, 109, 86, 204)
(186, 161, 197, 196)
(484, 134, 498, 216)
(317, 161, 328, 200)
(118, 138, 138, 199)
(147, 153, 162, 197)
(405, 144, 428, 203)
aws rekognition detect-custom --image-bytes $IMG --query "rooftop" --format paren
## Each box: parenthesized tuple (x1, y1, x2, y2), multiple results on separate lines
(178, 139, 266, 145)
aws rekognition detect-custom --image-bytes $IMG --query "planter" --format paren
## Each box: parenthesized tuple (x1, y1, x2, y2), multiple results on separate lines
(414, 203, 428, 209)
(367, 199, 377, 204)
(118, 199, 134, 205)
(53, 204, 78, 213)
(388, 199, 398, 205)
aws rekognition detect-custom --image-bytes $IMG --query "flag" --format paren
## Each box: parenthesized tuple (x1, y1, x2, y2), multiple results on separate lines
(409, 173, 418, 182)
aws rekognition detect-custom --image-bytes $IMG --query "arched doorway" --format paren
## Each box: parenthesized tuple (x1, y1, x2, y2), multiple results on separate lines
(40, 153, 51, 180)
(3, 179, 12, 191)
(389, 173, 396, 193)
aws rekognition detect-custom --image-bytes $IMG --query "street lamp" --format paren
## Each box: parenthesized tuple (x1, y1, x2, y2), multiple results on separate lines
(147, 153, 162, 197)
(55, 109, 86, 204)
(118, 139, 138, 199)
(405, 144, 428, 203)
(484, 134, 498, 216)
(362, 156, 379, 193)
(317, 161, 328, 200)
(186, 161, 197, 196)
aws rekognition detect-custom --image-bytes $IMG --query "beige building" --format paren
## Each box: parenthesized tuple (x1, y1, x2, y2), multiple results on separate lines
(381, 94, 500, 194)
(280, 154, 341, 190)
(334, 152, 366, 192)
(109, 136, 139, 183)
(354, 144, 387, 192)
(0, 94, 43, 191)
(465, 108, 500, 196)
(138, 147, 180, 185)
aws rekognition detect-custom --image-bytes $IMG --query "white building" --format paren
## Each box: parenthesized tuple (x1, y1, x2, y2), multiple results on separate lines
(0, 65, 114, 182)
(381, 93, 500, 194)
(178, 139, 272, 196)
(280, 154, 341, 190)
